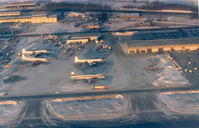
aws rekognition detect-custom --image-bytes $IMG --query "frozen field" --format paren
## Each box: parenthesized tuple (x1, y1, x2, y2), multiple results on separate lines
(45, 94, 130, 121)
(156, 91, 199, 115)
(0, 101, 24, 126)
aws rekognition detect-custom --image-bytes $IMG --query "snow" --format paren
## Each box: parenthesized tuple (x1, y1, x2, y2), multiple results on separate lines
(113, 32, 137, 36)
(25, 23, 83, 34)
(109, 50, 190, 89)
(45, 94, 130, 121)
(153, 55, 190, 87)
(0, 101, 24, 126)
(107, 20, 143, 30)
(4, 36, 92, 96)
(157, 91, 199, 115)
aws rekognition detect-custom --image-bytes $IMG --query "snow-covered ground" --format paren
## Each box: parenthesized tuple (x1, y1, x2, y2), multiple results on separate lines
(110, 51, 190, 89)
(45, 94, 130, 121)
(156, 91, 199, 115)
(152, 55, 190, 87)
(25, 23, 84, 34)
(0, 101, 24, 126)
(0, 37, 43, 96)
(0, 35, 191, 96)
(2, 36, 92, 96)
(107, 20, 143, 30)
(112, 32, 137, 36)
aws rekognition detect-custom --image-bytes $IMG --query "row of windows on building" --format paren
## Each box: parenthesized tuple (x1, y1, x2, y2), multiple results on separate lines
(128, 46, 199, 54)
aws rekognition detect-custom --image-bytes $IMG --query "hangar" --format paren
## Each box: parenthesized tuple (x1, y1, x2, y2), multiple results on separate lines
(123, 38, 199, 55)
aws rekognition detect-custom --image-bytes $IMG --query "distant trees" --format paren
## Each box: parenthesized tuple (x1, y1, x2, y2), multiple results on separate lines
(43, 2, 111, 11)
(139, 2, 197, 12)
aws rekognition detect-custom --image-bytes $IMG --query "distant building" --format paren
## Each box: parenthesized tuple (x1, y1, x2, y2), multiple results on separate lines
(67, 12, 86, 18)
(0, 11, 20, 17)
(66, 39, 89, 45)
(2, 2, 37, 9)
(88, 25, 100, 30)
(71, 35, 99, 41)
(0, 15, 57, 24)
(123, 38, 199, 55)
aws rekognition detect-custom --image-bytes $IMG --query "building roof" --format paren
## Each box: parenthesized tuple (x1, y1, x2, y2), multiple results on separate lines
(71, 35, 98, 39)
(2, 2, 37, 7)
(127, 38, 199, 47)
(67, 39, 89, 41)
(0, 15, 31, 20)
(0, 11, 20, 15)
(0, 14, 56, 20)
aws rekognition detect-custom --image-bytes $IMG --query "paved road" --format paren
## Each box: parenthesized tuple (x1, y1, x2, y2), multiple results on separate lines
(0, 85, 198, 101)
(0, 26, 199, 38)
(0, 8, 197, 15)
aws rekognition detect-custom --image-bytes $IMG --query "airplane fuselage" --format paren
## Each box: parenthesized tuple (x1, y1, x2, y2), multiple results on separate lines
(71, 74, 105, 80)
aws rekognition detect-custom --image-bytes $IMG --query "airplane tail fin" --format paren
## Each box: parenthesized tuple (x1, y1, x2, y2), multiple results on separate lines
(71, 72, 75, 76)
(22, 48, 26, 54)
(21, 54, 26, 60)
(74, 56, 79, 62)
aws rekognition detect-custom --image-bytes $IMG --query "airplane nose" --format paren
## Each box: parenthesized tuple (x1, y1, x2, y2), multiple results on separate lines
(71, 72, 75, 76)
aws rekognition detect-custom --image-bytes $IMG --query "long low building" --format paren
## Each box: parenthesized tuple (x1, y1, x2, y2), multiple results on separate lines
(71, 36, 99, 41)
(0, 11, 20, 17)
(66, 39, 89, 45)
(0, 15, 57, 24)
(123, 38, 199, 55)
(2, 2, 37, 9)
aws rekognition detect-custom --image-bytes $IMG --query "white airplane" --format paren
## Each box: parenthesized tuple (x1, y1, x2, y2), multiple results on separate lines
(21, 54, 48, 62)
(70, 72, 105, 83)
(74, 56, 104, 66)
(21, 48, 48, 55)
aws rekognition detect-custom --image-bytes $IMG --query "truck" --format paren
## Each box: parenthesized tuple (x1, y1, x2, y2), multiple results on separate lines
(88, 25, 100, 30)
(91, 85, 109, 90)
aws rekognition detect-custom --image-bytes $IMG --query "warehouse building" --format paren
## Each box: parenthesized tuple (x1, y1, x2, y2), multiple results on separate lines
(0, 15, 57, 24)
(2, 2, 37, 9)
(71, 35, 99, 41)
(123, 38, 199, 55)
(0, 11, 21, 17)
(66, 39, 89, 45)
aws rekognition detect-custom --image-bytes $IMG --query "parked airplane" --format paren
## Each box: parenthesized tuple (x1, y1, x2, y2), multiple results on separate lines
(21, 48, 48, 55)
(74, 56, 104, 66)
(70, 72, 105, 83)
(21, 54, 48, 62)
